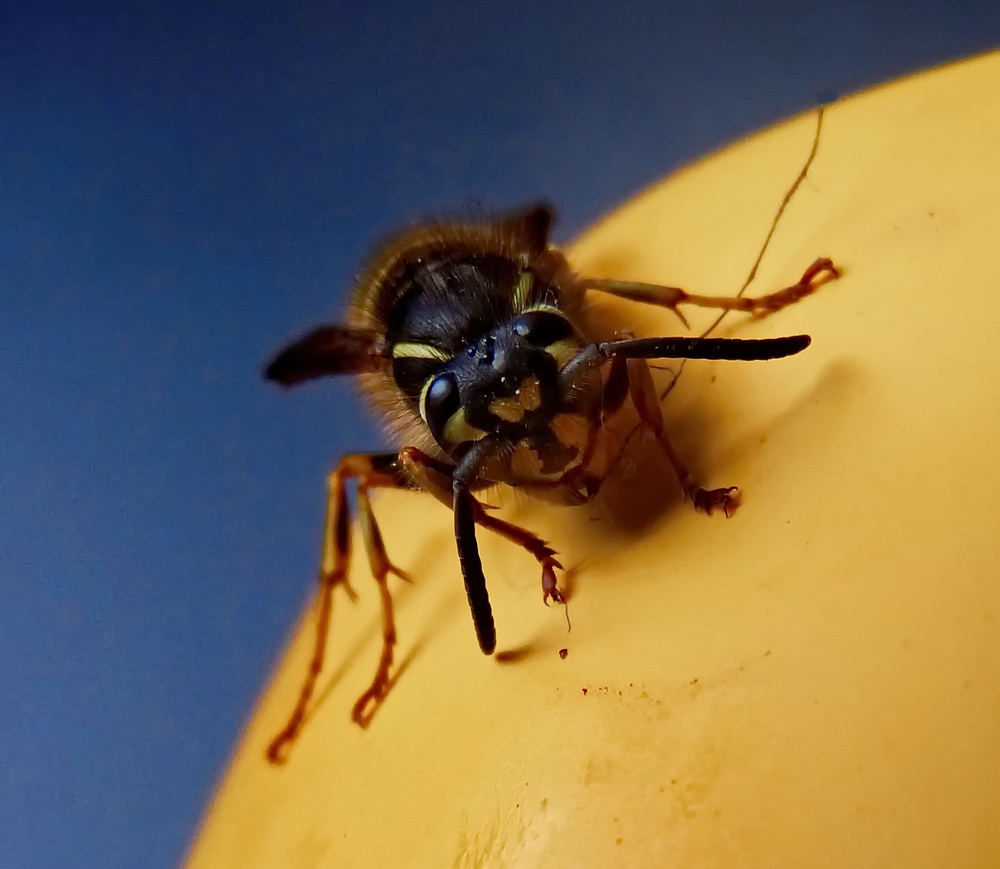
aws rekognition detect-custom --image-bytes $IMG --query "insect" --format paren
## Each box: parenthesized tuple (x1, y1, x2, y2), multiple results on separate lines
(263, 202, 838, 763)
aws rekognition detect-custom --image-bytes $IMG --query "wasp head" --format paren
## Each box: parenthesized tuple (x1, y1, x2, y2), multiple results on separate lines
(419, 307, 591, 459)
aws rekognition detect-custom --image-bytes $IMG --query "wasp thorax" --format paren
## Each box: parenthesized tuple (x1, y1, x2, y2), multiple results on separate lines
(419, 309, 584, 455)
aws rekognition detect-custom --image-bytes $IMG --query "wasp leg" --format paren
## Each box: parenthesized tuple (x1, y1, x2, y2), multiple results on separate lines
(395, 439, 499, 653)
(600, 353, 631, 421)
(470, 508, 565, 606)
(398, 446, 566, 645)
(267, 452, 410, 763)
(626, 356, 740, 516)
(350, 474, 415, 729)
(580, 258, 839, 325)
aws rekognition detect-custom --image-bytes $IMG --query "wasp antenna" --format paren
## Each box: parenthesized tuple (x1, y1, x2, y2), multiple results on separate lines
(454, 484, 497, 655)
(600, 334, 811, 362)
(502, 202, 555, 256)
(264, 325, 381, 386)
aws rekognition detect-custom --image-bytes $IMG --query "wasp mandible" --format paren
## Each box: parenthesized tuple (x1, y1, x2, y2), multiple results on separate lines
(264, 203, 838, 762)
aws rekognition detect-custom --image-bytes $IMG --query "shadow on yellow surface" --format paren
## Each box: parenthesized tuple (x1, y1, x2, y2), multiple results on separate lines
(188, 51, 1000, 868)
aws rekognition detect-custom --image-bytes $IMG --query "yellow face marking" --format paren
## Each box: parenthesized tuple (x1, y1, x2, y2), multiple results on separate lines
(489, 395, 525, 423)
(391, 342, 449, 361)
(517, 375, 542, 410)
(549, 412, 591, 457)
(545, 338, 579, 371)
(512, 269, 535, 311)
(488, 375, 543, 422)
(509, 439, 561, 481)
(443, 408, 486, 445)
(418, 375, 435, 423)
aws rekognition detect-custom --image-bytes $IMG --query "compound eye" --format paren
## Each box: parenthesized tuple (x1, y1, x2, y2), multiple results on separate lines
(422, 371, 461, 444)
(513, 310, 573, 347)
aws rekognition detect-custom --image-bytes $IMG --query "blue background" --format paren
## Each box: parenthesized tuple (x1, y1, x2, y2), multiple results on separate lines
(3, 2, 999, 867)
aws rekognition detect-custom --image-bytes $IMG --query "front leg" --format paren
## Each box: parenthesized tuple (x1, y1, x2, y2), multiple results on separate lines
(398, 446, 566, 648)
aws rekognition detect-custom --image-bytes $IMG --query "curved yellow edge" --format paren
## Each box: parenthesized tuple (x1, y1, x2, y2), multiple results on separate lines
(187, 52, 1000, 868)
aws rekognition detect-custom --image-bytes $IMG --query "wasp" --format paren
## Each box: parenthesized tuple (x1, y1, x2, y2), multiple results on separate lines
(263, 202, 838, 762)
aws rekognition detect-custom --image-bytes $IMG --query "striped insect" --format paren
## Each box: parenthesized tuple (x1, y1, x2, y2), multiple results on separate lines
(264, 203, 838, 762)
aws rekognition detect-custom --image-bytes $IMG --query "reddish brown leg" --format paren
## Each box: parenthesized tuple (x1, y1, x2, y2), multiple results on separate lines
(627, 357, 740, 516)
(398, 446, 565, 606)
(470, 504, 565, 605)
(266, 452, 409, 763)
(350, 481, 411, 728)
(581, 258, 839, 324)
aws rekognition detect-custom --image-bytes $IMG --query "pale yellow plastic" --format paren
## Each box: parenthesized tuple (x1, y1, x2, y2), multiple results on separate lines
(187, 53, 1000, 868)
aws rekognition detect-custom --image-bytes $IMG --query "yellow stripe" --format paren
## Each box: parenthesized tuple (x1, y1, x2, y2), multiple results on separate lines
(391, 342, 449, 361)
(489, 395, 526, 423)
(443, 409, 486, 445)
(521, 303, 562, 316)
(545, 338, 579, 370)
(512, 270, 535, 311)
(418, 376, 435, 424)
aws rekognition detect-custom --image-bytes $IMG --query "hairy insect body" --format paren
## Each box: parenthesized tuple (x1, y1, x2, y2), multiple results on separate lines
(351, 214, 596, 482)
(350, 218, 628, 511)
(263, 203, 838, 763)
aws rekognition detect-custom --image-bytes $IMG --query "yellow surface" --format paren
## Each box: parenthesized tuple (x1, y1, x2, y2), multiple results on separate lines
(188, 53, 1000, 867)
